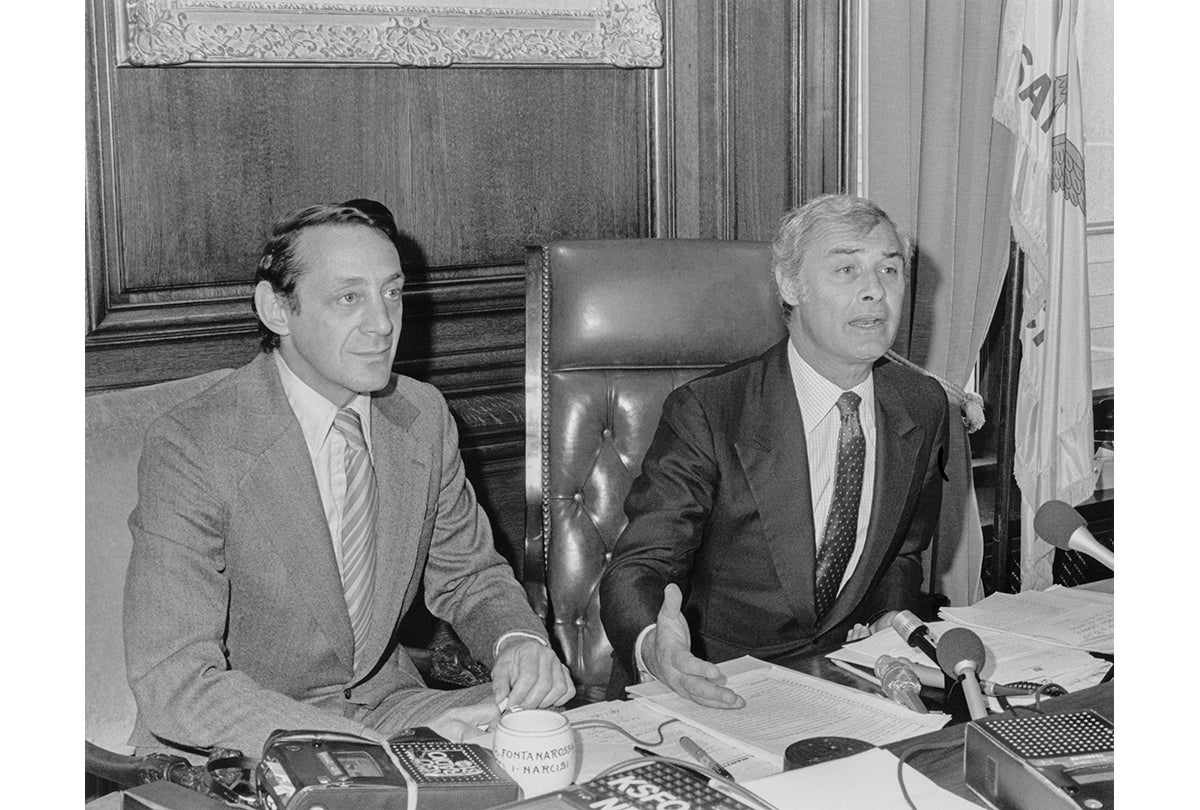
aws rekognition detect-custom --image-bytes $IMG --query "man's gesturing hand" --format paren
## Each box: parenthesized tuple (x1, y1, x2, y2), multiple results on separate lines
(644, 584, 744, 709)
(491, 638, 576, 710)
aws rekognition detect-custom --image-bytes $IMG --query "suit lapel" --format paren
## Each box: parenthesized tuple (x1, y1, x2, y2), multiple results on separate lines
(359, 382, 429, 669)
(233, 355, 355, 667)
(735, 341, 820, 629)
(816, 366, 924, 633)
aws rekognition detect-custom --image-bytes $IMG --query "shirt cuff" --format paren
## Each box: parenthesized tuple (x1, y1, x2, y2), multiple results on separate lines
(493, 630, 549, 659)
(633, 624, 657, 683)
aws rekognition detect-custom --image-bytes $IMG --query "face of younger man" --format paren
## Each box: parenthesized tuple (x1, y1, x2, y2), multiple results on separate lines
(271, 223, 405, 406)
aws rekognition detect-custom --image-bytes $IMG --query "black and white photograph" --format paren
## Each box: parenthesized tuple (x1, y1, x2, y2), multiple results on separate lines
(8, 0, 1170, 805)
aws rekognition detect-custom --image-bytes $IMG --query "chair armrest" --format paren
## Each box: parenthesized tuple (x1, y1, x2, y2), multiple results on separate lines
(85, 741, 192, 790)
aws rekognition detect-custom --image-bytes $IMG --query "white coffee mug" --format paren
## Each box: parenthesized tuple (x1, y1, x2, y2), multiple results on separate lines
(491, 709, 577, 798)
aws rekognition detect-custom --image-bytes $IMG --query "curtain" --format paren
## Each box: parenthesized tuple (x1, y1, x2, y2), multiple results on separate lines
(863, 0, 1015, 605)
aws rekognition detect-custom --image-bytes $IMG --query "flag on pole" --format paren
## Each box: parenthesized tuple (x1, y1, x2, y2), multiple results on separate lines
(993, 0, 1097, 590)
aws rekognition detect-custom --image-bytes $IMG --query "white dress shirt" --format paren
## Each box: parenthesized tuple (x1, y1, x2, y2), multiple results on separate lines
(634, 341, 878, 677)
(786, 339, 876, 585)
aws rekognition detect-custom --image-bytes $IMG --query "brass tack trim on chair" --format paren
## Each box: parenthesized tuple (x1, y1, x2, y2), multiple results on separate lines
(540, 247, 554, 587)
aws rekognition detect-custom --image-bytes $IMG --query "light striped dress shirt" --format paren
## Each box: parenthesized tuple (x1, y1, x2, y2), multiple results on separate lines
(786, 340, 876, 591)
(273, 352, 373, 573)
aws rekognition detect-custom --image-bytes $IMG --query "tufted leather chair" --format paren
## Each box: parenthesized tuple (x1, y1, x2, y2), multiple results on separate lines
(523, 239, 787, 702)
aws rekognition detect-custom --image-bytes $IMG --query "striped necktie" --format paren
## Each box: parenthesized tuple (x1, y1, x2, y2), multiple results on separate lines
(813, 391, 866, 620)
(334, 407, 378, 669)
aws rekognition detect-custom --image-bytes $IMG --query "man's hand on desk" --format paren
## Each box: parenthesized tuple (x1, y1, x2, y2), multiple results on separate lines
(644, 584, 745, 709)
(491, 637, 576, 710)
(845, 611, 899, 643)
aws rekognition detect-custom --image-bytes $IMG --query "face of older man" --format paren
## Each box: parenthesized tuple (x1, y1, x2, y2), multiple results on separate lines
(776, 219, 905, 389)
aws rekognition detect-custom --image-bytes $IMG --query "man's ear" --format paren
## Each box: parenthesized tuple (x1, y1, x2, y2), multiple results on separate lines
(774, 266, 801, 308)
(254, 280, 292, 339)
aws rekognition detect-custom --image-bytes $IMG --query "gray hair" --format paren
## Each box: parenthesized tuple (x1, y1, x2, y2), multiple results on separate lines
(769, 194, 912, 317)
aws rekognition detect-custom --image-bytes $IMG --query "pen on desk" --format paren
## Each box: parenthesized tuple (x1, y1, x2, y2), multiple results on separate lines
(679, 736, 736, 782)
(829, 658, 883, 688)
(633, 745, 659, 759)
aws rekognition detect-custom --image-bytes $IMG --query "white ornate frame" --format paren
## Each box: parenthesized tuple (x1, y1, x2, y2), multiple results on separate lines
(116, 0, 663, 67)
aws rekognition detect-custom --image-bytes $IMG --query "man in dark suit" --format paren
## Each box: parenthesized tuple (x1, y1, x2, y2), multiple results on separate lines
(600, 194, 948, 708)
(124, 200, 572, 758)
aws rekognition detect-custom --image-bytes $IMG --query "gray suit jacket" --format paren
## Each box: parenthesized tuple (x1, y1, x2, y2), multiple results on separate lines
(124, 353, 546, 755)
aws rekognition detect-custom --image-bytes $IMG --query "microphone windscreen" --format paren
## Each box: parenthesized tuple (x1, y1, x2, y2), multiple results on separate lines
(1033, 500, 1087, 550)
(936, 627, 987, 676)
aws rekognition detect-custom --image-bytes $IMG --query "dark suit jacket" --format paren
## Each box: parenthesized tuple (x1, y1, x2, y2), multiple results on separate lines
(124, 353, 546, 755)
(600, 339, 948, 681)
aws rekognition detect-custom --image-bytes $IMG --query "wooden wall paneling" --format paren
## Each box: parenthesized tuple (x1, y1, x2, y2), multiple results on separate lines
(86, 0, 656, 567)
(650, 0, 683, 237)
(731, 0, 800, 240)
(395, 68, 650, 266)
(650, 0, 729, 240)
(85, 0, 849, 573)
(653, 0, 833, 241)
(86, 11, 652, 390)
(800, 0, 849, 198)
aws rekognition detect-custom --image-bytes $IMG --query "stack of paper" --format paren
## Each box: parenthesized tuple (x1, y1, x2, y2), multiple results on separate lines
(829, 584, 1113, 712)
(744, 748, 981, 810)
(939, 585, 1114, 654)
(626, 657, 948, 770)
(830, 622, 1109, 708)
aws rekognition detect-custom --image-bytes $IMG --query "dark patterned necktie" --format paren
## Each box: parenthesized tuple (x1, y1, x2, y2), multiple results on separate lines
(335, 408, 378, 669)
(813, 391, 865, 620)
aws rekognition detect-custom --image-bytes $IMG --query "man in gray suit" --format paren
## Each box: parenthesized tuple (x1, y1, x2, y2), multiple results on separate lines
(124, 200, 573, 759)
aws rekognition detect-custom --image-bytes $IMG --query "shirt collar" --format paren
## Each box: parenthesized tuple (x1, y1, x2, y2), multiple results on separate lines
(272, 352, 373, 455)
(786, 340, 875, 435)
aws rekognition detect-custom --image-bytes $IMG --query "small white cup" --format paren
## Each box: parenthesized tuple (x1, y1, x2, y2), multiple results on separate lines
(491, 709, 577, 798)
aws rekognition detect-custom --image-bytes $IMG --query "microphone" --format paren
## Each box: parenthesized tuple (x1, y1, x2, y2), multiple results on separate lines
(936, 627, 989, 721)
(873, 656, 928, 714)
(1034, 500, 1114, 570)
(890, 610, 939, 666)
(899, 658, 945, 690)
(981, 681, 1037, 697)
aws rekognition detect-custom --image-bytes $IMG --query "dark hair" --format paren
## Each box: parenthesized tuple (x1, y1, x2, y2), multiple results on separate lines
(769, 194, 913, 319)
(251, 199, 402, 351)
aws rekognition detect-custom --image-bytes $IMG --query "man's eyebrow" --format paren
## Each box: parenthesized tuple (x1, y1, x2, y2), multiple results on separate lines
(330, 272, 404, 287)
(826, 246, 902, 260)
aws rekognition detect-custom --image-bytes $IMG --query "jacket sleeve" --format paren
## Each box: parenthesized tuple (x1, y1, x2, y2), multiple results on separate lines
(418, 396, 549, 666)
(599, 385, 718, 680)
(124, 416, 374, 757)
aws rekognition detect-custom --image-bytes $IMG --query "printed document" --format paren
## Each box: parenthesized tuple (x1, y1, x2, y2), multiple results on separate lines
(564, 700, 779, 783)
(744, 748, 980, 809)
(828, 620, 1111, 711)
(939, 586, 1114, 653)
(626, 657, 948, 768)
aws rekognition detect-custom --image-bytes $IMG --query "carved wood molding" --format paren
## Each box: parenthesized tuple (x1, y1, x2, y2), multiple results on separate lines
(85, 262, 526, 345)
(117, 0, 663, 67)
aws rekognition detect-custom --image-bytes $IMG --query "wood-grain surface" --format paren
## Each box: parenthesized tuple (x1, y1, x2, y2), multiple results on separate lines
(85, 0, 841, 570)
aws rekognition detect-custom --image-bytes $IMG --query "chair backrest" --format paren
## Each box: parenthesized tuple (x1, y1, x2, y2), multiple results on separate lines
(85, 369, 232, 753)
(523, 239, 786, 700)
